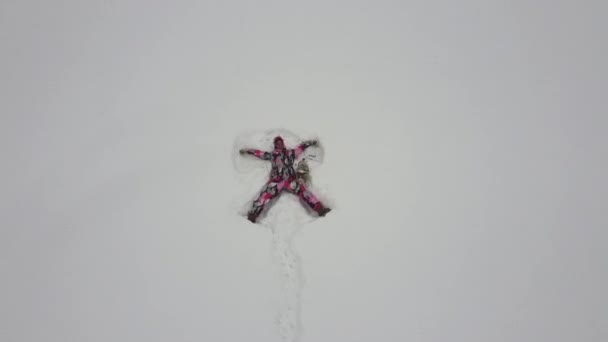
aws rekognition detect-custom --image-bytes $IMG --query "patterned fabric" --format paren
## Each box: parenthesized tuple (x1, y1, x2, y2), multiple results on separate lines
(243, 139, 326, 221)
(243, 140, 316, 182)
(248, 179, 322, 220)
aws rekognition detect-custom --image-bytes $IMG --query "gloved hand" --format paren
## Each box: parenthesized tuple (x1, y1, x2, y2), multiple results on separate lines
(239, 149, 246, 155)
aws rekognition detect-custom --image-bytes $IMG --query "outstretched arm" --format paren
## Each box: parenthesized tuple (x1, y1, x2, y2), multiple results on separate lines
(240, 148, 272, 160)
(293, 140, 318, 158)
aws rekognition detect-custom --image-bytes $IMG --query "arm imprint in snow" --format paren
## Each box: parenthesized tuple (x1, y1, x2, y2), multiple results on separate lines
(239, 136, 330, 223)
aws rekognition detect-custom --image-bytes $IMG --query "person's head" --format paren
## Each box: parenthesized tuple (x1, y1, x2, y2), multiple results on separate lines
(273, 136, 285, 150)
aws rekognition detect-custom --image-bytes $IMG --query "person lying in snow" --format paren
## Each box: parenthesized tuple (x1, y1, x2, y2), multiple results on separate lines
(239, 136, 331, 223)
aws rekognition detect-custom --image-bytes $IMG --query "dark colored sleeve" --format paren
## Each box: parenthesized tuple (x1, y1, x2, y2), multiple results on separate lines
(242, 149, 272, 160)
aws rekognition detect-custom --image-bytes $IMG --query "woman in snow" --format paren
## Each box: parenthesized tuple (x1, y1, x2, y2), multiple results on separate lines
(239, 136, 331, 223)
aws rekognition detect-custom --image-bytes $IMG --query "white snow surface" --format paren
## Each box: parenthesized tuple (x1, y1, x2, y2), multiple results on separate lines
(1, 2, 607, 342)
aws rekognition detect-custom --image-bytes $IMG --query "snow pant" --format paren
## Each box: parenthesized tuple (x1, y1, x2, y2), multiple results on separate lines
(248, 178, 325, 220)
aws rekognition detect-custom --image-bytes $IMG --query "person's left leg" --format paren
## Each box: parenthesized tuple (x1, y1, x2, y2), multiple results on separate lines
(286, 179, 331, 216)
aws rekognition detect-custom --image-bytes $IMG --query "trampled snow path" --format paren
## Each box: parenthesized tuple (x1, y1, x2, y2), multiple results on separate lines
(270, 211, 304, 342)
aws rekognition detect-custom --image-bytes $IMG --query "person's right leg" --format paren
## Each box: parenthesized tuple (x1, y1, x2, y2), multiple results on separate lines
(247, 181, 281, 222)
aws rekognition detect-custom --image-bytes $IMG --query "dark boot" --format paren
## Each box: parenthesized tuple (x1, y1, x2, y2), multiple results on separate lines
(317, 206, 331, 217)
(247, 212, 257, 223)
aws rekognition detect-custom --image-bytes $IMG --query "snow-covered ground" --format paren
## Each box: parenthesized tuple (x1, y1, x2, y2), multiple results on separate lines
(1, 1, 606, 341)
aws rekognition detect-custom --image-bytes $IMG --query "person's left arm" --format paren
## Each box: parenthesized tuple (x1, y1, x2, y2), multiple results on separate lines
(293, 140, 317, 158)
